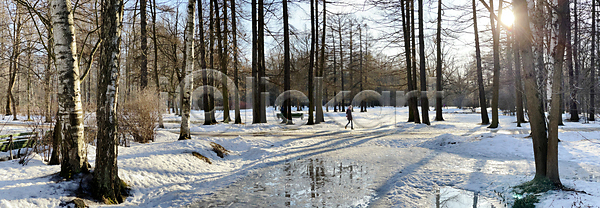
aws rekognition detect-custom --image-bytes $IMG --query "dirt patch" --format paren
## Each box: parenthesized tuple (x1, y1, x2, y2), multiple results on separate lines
(210, 142, 230, 158)
(192, 152, 212, 164)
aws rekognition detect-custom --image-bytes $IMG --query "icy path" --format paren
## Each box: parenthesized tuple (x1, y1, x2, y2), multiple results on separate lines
(180, 123, 557, 207)
(180, 112, 600, 207)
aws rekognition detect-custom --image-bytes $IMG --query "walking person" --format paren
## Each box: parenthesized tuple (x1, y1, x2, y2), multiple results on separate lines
(345, 105, 353, 129)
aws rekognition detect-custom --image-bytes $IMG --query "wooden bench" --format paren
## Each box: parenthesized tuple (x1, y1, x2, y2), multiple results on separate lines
(0, 132, 39, 160)
(276, 113, 304, 120)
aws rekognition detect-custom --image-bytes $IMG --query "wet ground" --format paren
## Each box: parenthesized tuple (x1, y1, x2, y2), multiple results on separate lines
(433, 187, 504, 208)
(188, 158, 376, 207)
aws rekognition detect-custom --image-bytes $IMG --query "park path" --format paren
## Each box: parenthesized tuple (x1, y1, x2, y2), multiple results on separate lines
(184, 126, 513, 207)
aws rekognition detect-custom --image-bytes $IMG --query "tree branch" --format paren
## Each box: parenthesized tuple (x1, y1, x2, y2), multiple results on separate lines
(79, 39, 102, 81)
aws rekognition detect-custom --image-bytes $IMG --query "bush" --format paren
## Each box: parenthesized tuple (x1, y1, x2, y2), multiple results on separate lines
(118, 88, 160, 143)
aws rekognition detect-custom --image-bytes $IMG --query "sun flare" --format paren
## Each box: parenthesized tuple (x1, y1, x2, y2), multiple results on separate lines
(501, 9, 515, 27)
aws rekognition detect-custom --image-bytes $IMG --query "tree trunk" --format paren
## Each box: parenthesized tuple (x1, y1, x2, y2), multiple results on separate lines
(258, 0, 266, 123)
(94, 0, 125, 202)
(418, 0, 430, 125)
(359, 25, 365, 113)
(534, 0, 547, 113)
(434, 0, 444, 121)
(488, 0, 502, 128)
(338, 25, 345, 113)
(27, 48, 32, 121)
(6, 4, 21, 119)
(52, 0, 88, 179)
(566, 2, 578, 122)
(317, 0, 326, 122)
(231, 0, 241, 124)
(590, 0, 596, 121)
(411, 0, 420, 124)
(547, 0, 568, 186)
(515, 0, 548, 180)
(307, 0, 315, 125)
(152, 0, 164, 128)
(514, 31, 526, 126)
(179, 0, 195, 140)
(333, 38, 338, 113)
(252, 0, 260, 124)
(209, 0, 217, 124)
(140, 0, 148, 89)
(473, 0, 489, 125)
(283, 0, 292, 123)
(402, 0, 415, 123)
(49, 116, 61, 165)
(45, 36, 54, 123)
(199, 0, 210, 126)
(216, 0, 231, 123)
(572, 0, 581, 122)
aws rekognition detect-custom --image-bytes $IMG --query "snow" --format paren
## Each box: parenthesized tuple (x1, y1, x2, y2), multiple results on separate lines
(1, 107, 600, 207)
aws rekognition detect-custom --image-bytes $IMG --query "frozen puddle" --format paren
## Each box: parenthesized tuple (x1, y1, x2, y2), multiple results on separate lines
(189, 158, 375, 207)
(433, 186, 505, 208)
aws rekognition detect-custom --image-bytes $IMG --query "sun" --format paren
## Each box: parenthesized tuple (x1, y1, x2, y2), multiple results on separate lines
(500, 9, 515, 27)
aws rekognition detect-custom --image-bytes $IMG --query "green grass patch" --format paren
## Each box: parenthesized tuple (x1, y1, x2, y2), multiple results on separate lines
(513, 195, 539, 208)
(512, 177, 557, 208)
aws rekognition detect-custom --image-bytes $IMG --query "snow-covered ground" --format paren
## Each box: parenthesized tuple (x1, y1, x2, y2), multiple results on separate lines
(1, 107, 600, 207)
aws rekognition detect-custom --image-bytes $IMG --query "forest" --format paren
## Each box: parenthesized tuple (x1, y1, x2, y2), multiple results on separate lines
(1, 0, 599, 206)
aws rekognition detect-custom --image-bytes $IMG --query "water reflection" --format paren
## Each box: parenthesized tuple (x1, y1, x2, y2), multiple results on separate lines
(189, 158, 374, 207)
(433, 187, 505, 208)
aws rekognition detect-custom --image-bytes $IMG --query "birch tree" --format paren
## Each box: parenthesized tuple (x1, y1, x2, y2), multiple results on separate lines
(93, 0, 126, 202)
(179, 0, 195, 140)
(51, 0, 89, 178)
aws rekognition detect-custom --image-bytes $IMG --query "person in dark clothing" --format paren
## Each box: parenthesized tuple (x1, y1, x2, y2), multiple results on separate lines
(345, 105, 353, 129)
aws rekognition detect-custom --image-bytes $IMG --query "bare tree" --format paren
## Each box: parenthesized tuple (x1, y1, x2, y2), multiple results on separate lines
(140, 0, 148, 89)
(547, 0, 568, 186)
(473, 0, 489, 125)
(434, 0, 444, 121)
(179, 0, 195, 140)
(6, 3, 22, 120)
(283, 0, 292, 123)
(589, 0, 596, 121)
(513, 31, 526, 126)
(317, 0, 326, 122)
(232, 0, 241, 124)
(216, 0, 231, 123)
(93, 0, 126, 202)
(515, 0, 548, 182)
(308, 0, 315, 125)
(567, 0, 579, 122)
(52, 0, 89, 178)
(418, 0, 429, 125)
(152, 0, 164, 128)
(411, 0, 420, 124)
(199, 0, 211, 126)
(402, 0, 415, 123)
(488, 0, 502, 128)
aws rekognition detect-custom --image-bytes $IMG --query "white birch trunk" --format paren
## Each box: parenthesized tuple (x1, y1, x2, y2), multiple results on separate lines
(179, 0, 195, 140)
(51, 0, 88, 178)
